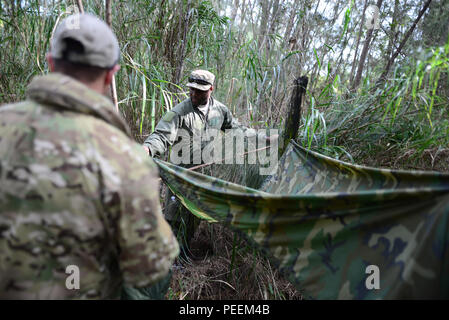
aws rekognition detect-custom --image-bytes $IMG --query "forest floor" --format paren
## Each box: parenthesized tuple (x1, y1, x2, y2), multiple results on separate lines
(168, 221, 303, 300)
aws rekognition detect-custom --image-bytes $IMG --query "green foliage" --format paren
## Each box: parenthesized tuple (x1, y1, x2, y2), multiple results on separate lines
(302, 37, 449, 169)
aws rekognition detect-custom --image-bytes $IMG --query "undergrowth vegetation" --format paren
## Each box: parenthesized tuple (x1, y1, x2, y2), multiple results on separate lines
(305, 41, 449, 170)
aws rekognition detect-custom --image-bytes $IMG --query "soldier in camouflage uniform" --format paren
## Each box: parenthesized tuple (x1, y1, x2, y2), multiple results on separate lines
(0, 14, 179, 299)
(143, 70, 277, 259)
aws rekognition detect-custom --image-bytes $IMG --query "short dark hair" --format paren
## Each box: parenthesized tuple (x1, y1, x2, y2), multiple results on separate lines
(52, 38, 111, 83)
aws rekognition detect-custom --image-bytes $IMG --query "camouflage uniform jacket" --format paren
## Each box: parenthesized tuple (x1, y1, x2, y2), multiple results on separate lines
(143, 97, 264, 165)
(0, 73, 179, 299)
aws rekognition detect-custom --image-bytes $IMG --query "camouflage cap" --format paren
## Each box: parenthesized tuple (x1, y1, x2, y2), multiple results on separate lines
(51, 13, 119, 68)
(186, 70, 215, 91)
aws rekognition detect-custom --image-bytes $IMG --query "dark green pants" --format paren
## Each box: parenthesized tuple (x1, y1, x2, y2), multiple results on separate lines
(164, 188, 200, 256)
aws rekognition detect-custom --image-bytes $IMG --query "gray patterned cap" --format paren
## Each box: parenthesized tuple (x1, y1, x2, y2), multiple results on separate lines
(186, 70, 215, 91)
(51, 13, 119, 68)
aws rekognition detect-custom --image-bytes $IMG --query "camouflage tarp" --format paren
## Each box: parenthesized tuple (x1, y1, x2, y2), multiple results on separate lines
(154, 141, 449, 299)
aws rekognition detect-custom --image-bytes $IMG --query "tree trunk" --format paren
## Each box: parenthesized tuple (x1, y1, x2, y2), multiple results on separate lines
(349, 0, 369, 86)
(266, 0, 281, 52)
(385, 0, 400, 64)
(258, 0, 271, 49)
(75, 0, 84, 13)
(105, 0, 119, 114)
(230, 0, 239, 24)
(173, 0, 192, 89)
(279, 76, 308, 157)
(239, 0, 246, 26)
(352, 0, 383, 90)
(284, 0, 299, 44)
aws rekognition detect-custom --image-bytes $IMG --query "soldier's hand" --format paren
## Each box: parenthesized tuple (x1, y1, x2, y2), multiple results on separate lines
(143, 145, 150, 156)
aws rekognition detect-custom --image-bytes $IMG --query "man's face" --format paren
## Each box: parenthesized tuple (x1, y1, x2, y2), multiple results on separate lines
(189, 87, 211, 107)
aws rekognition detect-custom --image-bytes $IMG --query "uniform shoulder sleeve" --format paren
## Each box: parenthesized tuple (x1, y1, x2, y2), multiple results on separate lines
(143, 108, 181, 158)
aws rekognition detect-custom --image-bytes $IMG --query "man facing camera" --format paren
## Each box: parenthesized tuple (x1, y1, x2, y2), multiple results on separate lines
(143, 69, 277, 259)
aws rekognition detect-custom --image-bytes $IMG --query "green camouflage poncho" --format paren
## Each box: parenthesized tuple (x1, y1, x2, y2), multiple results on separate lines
(155, 141, 449, 299)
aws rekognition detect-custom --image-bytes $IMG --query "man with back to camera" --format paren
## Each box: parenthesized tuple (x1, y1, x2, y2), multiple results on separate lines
(0, 13, 179, 299)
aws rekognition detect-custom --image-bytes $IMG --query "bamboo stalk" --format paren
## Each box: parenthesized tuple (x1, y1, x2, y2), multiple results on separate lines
(75, 0, 84, 13)
(150, 86, 156, 132)
(105, 0, 119, 114)
(110, 76, 119, 114)
(139, 75, 146, 135)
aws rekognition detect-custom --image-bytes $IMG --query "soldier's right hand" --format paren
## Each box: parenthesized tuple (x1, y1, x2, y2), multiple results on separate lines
(143, 145, 150, 156)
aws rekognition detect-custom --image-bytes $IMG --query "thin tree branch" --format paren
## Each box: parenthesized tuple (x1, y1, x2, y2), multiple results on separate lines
(377, 0, 433, 84)
(105, 0, 119, 114)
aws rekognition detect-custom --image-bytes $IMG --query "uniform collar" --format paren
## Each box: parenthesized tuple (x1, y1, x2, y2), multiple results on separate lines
(26, 73, 131, 137)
